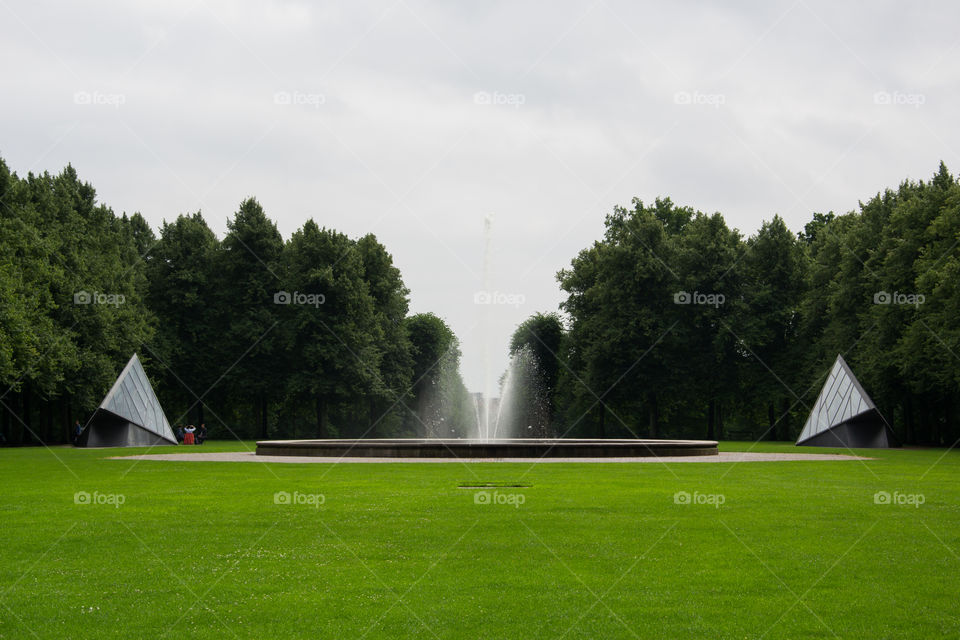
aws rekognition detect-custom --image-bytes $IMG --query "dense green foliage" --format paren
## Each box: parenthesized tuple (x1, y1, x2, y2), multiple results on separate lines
(0, 161, 155, 443)
(404, 312, 474, 437)
(503, 313, 564, 436)
(534, 162, 960, 444)
(0, 158, 466, 442)
(1, 442, 958, 638)
(4, 156, 960, 445)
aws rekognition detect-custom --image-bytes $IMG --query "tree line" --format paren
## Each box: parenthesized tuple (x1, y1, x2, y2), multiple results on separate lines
(0, 158, 472, 444)
(5, 157, 959, 446)
(508, 162, 960, 446)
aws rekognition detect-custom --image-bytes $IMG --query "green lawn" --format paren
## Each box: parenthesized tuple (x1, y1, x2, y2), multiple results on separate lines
(1, 441, 957, 638)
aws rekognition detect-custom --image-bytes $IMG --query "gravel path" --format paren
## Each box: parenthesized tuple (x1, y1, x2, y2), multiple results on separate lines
(111, 451, 871, 464)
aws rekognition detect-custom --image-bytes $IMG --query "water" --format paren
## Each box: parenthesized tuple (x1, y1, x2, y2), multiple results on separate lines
(481, 213, 495, 439)
(419, 343, 476, 438)
(465, 214, 552, 440)
(468, 345, 551, 439)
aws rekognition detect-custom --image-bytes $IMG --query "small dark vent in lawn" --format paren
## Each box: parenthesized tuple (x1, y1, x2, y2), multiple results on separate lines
(458, 482, 531, 489)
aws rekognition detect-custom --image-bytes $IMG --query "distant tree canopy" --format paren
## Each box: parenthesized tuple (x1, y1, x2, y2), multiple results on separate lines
(519, 162, 960, 445)
(503, 313, 564, 436)
(4, 157, 960, 446)
(0, 158, 463, 443)
(404, 312, 473, 437)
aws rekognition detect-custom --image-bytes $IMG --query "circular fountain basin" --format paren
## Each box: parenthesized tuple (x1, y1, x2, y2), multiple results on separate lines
(255, 438, 719, 458)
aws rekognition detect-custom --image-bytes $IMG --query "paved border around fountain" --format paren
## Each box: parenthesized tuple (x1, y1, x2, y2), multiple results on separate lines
(112, 450, 871, 463)
(254, 438, 719, 458)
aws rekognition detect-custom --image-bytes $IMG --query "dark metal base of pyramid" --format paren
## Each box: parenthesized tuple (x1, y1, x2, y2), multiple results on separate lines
(255, 438, 719, 458)
(797, 417, 899, 448)
(77, 410, 177, 448)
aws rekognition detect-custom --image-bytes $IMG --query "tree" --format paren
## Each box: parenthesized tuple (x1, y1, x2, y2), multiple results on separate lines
(283, 221, 381, 438)
(738, 215, 808, 440)
(146, 212, 220, 427)
(559, 198, 690, 438)
(507, 312, 564, 434)
(0, 161, 72, 443)
(404, 313, 470, 436)
(215, 198, 284, 438)
(671, 211, 743, 439)
(0, 154, 469, 445)
(356, 234, 413, 435)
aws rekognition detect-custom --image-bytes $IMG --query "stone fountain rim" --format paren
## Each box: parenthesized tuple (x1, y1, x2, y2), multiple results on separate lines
(255, 437, 720, 458)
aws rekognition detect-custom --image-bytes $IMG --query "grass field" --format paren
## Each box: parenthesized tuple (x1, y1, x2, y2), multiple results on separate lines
(1, 440, 957, 639)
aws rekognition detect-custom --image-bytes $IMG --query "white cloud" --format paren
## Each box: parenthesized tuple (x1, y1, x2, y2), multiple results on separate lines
(1, 0, 958, 391)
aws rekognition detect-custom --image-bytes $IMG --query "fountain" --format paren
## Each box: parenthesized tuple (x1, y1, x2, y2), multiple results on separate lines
(480, 212, 495, 440)
(494, 345, 551, 438)
(256, 214, 718, 460)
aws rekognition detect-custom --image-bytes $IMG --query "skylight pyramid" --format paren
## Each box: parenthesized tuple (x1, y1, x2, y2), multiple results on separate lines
(796, 354, 898, 448)
(78, 354, 177, 447)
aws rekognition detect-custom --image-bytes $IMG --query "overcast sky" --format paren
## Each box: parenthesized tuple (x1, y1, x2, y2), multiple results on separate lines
(1, 0, 957, 393)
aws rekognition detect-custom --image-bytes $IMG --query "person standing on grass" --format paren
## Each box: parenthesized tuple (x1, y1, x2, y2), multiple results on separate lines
(197, 423, 207, 445)
(184, 425, 195, 445)
(175, 425, 184, 443)
(72, 420, 83, 445)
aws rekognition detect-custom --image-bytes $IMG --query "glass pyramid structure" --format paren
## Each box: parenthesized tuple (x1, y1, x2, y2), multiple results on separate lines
(79, 354, 177, 447)
(796, 354, 897, 448)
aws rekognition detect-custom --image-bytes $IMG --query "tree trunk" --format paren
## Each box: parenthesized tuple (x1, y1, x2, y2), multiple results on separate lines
(767, 402, 777, 441)
(416, 385, 427, 437)
(952, 393, 959, 447)
(780, 398, 791, 442)
(1, 393, 12, 444)
(8, 391, 20, 445)
(707, 399, 715, 440)
(368, 399, 378, 437)
(316, 396, 328, 438)
(20, 385, 32, 445)
(920, 399, 930, 445)
(260, 397, 268, 439)
(39, 401, 48, 445)
(62, 394, 72, 445)
(43, 401, 53, 444)
(197, 403, 205, 430)
(647, 392, 659, 439)
(904, 396, 914, 445)
(943, 396, 952, 448)
(597, 404, 606, 438)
